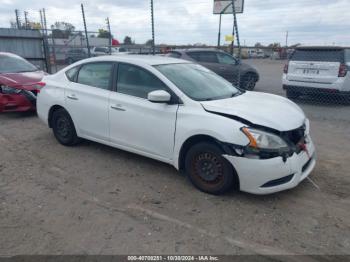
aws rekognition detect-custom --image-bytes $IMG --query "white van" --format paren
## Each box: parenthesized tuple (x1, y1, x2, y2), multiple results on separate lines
(283, 46, 350, 99)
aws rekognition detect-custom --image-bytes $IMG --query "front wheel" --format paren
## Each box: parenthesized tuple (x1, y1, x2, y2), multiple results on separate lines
(240, 73, 257, 91)
(185, 142, 237, 195)
(52, 109, 81, 146)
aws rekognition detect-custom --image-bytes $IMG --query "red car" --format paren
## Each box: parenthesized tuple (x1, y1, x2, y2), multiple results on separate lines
(0, 52, 46, 113)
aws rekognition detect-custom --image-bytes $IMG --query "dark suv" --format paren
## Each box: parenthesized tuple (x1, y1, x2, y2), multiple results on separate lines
(65, 48, 89, 64)
(166, 49, 259, 90)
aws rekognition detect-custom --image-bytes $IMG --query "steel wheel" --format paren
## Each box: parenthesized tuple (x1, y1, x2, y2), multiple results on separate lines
(241, 74, 257, 91)
(192, 152, 225, 186)
(52, 108, 81, 146)
(185, 142, 237, 195)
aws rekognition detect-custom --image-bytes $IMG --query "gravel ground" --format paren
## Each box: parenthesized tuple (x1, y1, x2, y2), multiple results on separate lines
(0, 60, 349, 256)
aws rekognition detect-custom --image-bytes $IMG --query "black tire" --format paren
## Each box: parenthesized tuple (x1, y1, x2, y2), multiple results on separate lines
(240, 73, 257, 91)
(185, 142, 237, 195)
(52, 108, 81, 146)
(286, 90, 300, 99)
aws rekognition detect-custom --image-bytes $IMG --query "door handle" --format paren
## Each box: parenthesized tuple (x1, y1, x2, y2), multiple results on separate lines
(111, 104, 126, 111)
(67, 94, 78, 100)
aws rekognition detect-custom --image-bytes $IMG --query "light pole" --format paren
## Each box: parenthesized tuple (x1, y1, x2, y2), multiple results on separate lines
(217, 2, 232, 48)
(106, 17, 112, 54)
(81, 4, 91, 58)
(150, 0, 155, 55)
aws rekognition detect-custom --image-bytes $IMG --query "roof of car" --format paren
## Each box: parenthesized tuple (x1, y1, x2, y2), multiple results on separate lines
(171, 48, 224, 53)
(76, 55, 190, 66)
(295, 46, 345, 50)
(0, 52, 22, 57)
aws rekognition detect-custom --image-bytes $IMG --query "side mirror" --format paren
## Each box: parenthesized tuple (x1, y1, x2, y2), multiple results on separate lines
(148, 90, 171, 103)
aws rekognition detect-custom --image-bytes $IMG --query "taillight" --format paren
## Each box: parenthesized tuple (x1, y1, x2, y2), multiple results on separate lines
(31, 82, 46, 93)
(339, 64, 347, 77)
(283, 63, 289, 74)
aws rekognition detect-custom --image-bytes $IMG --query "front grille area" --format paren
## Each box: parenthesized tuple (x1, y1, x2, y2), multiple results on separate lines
(261, 174, 295, 188)
(282, 125, 306, 145)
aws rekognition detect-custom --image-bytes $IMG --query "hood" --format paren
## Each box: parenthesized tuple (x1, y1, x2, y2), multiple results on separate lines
(0, 71, 45, 90)
(201, 92, 306, 132)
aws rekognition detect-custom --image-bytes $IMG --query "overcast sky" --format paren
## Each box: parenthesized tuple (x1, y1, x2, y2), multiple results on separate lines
(0, 0, 349, 46)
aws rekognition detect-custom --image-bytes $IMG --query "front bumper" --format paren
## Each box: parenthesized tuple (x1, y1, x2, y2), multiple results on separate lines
(224, 137, 316, 195)
(0, 93, 36, 113)
(283, 85, 350, 96)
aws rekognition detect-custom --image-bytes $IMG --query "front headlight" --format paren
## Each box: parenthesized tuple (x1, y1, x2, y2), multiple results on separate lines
(242, 127, 289, 150)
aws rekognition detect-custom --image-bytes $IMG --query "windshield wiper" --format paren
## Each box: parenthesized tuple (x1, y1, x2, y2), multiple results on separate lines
(231, 92, 242, 98)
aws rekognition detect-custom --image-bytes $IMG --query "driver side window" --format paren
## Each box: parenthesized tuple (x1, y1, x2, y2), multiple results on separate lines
(117, 64, 168, 99)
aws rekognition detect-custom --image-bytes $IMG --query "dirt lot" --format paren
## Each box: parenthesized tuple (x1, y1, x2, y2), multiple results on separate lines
(0, 60, 349, 256)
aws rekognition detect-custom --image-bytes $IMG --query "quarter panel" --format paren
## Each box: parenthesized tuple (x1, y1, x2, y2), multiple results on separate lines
(37, 75, 67, 126)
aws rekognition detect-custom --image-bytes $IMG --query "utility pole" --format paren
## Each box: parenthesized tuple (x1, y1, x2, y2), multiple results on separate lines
(231, 0, 241, 61)
(106, 17, 112, 55)
(217, 14, 222, 48)
(81, 4, 91, 57)
(41, 8, 51, 74)
(39, 9, 44, 32)
(285, 30, 289, 47)
(43, 8, 48, 36)
(150, 0, 155, 55)
(231, 0, 242, 88)
(217, 2, 232, 48)
(24, 11, 29, 29)
(15, 9, 21, 29)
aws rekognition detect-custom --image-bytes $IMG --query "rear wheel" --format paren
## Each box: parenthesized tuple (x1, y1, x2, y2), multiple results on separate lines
(185, 142, 236, 195)
(52, 108, 81, 146)
(286, 90, 300, 99)
(240, 73, 257, 91)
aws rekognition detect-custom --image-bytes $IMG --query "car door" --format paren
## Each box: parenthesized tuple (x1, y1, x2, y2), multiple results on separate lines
(216, 52, 240, 83)
(65, 62, 114, 141)
(109, 63, 178, 161)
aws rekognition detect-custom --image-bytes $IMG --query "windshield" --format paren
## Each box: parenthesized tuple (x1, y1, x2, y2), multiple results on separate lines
(155, 63, 239, 101)
(290, 49, 344, 62)
(0, 54, 37, 73)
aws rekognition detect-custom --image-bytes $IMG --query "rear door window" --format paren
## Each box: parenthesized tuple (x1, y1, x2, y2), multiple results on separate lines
(187, 52, 219, 63)
(290, 49, 344, 62)
(66, 67, 79, 82)
(77, 63, 113, 90)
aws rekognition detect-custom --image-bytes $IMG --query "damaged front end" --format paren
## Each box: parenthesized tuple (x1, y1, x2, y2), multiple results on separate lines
(0, 83, 44, 113)
(223, 122, 310, 162)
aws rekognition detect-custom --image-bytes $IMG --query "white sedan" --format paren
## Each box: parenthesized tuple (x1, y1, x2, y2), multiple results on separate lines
(37, 55, 316, 195)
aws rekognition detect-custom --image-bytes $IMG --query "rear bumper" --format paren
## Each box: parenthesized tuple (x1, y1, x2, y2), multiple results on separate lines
(283, 85, 350, 96)
(224, 137, 316, 195)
